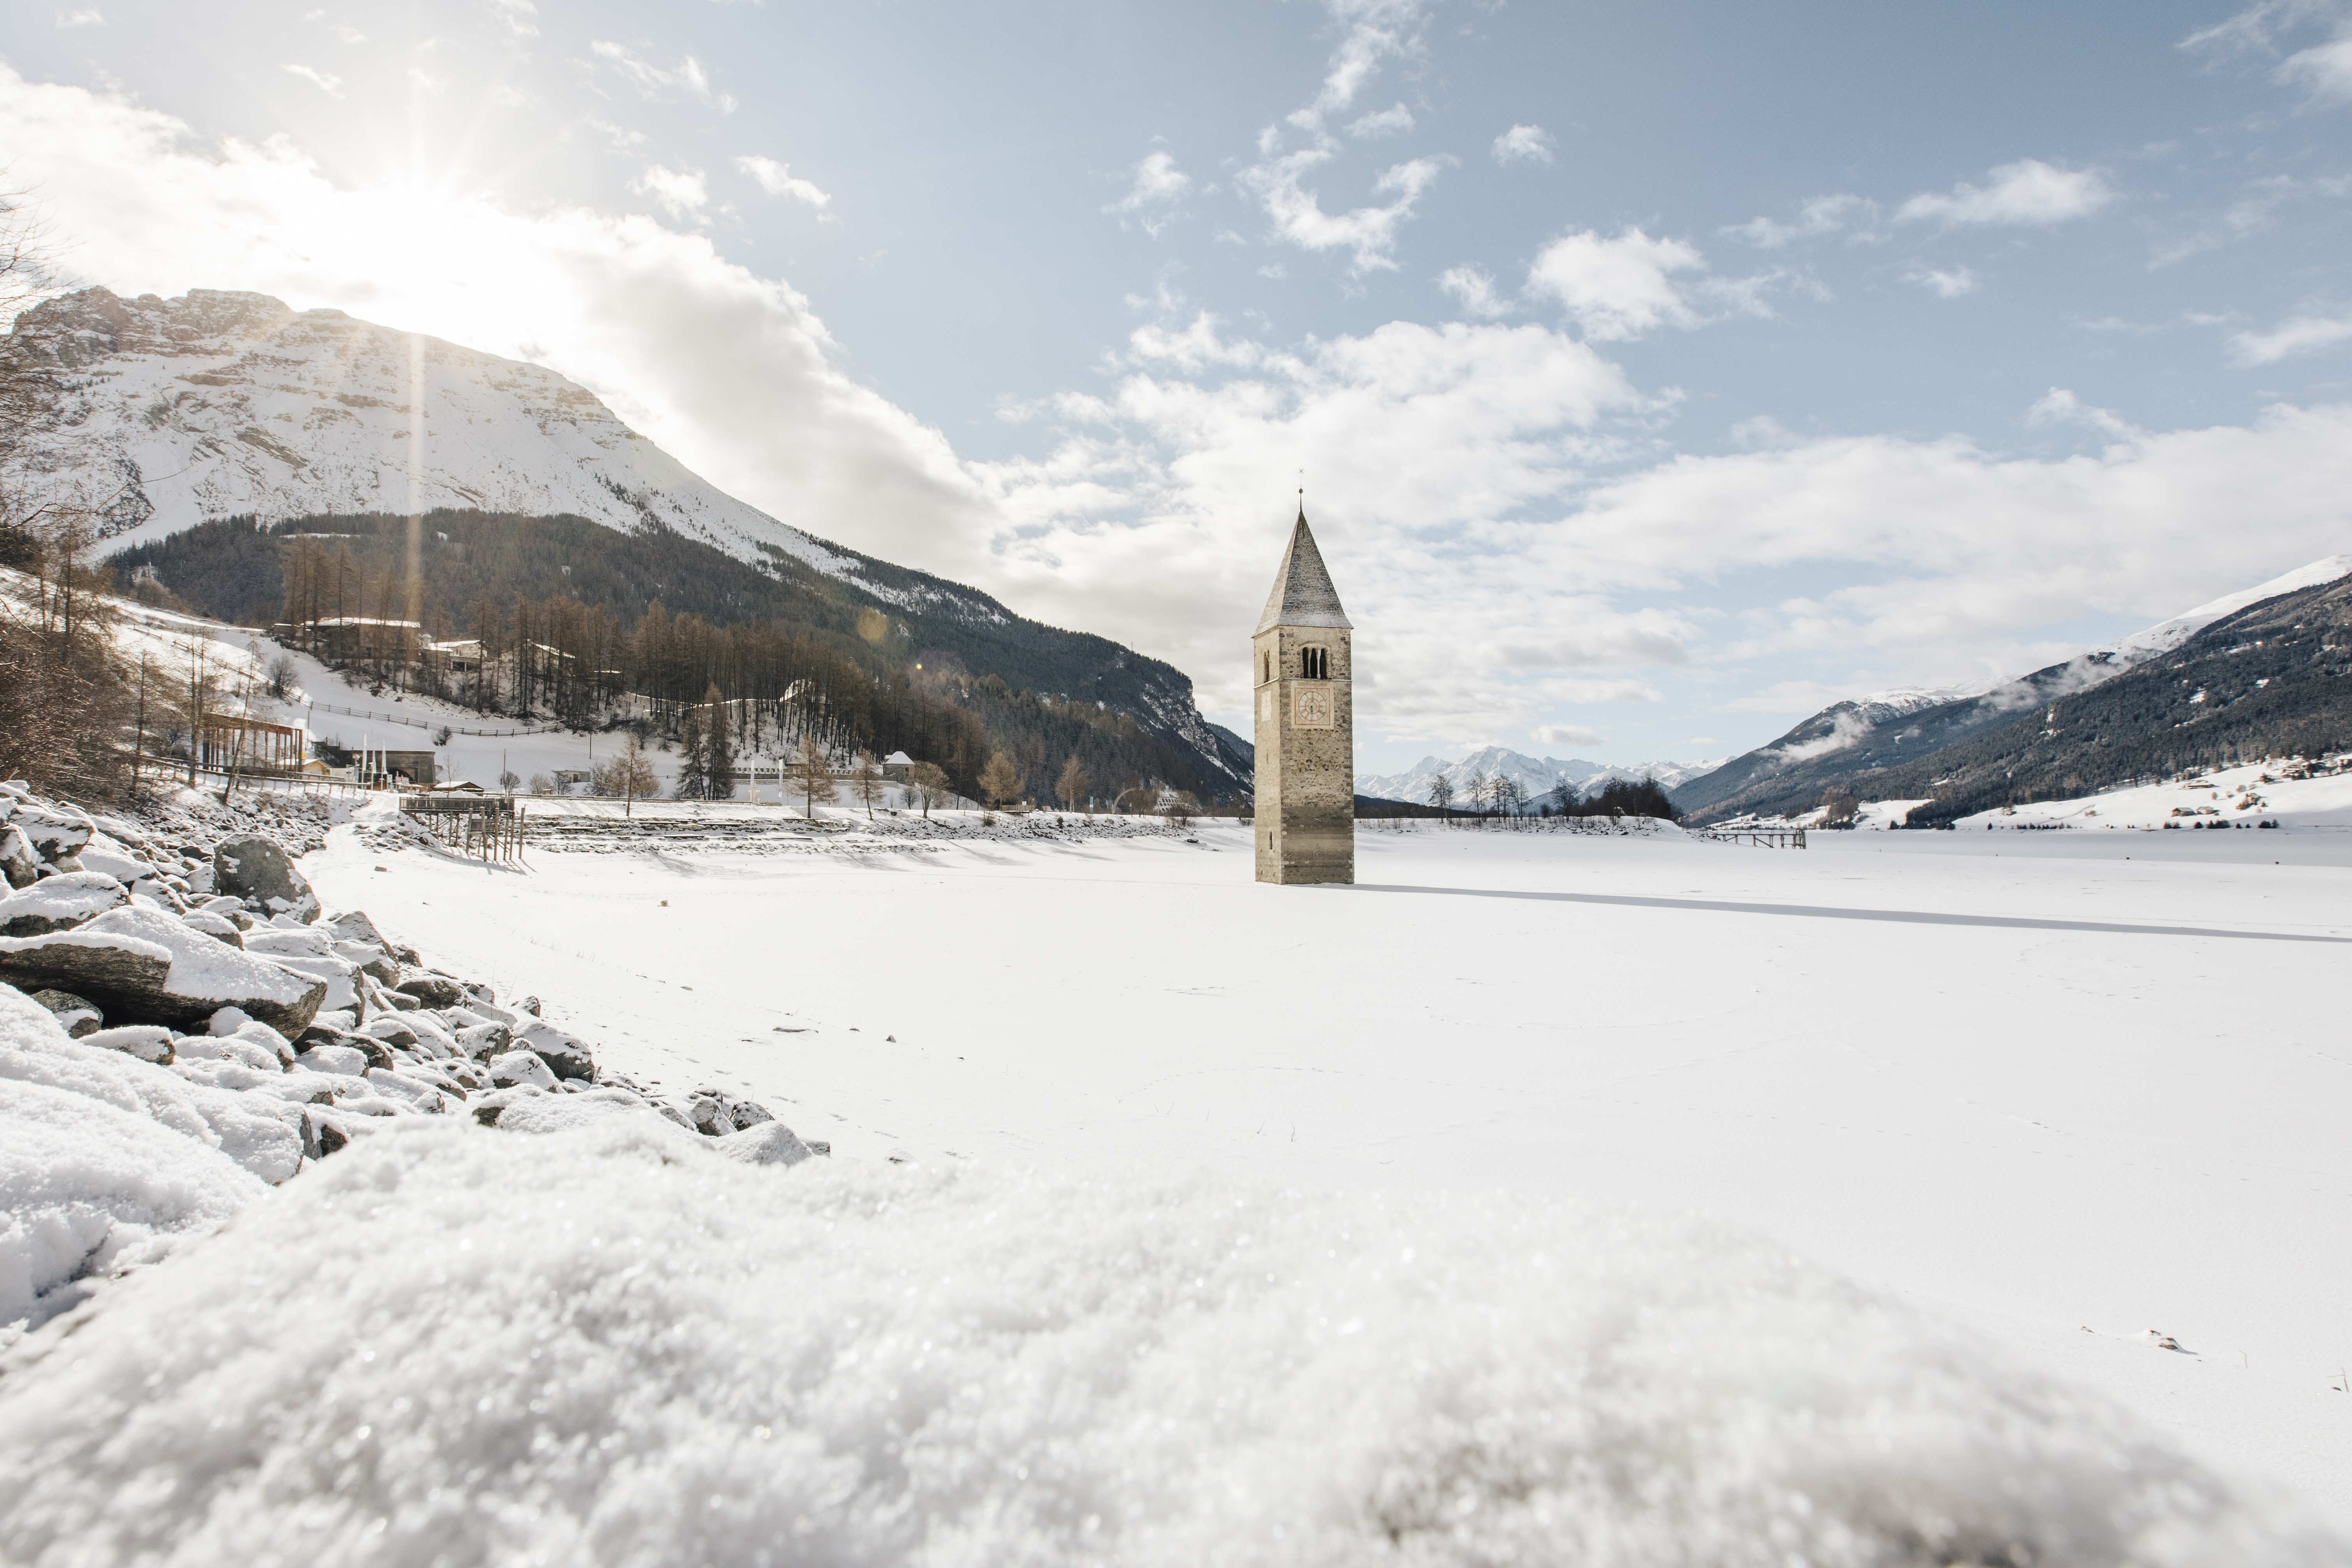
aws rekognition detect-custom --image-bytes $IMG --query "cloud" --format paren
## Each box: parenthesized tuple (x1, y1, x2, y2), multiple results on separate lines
(1907, 265, 1977, 298)
(1238, 150, 1447, 274)
(1531, 723, 1604, 748)
(55, 7, 103, 25)
(1724, 193, 1875, 248)
(629, 165, 708, 221)
(2278, 32, 2352, 99)
(1348, 104, 1414, 138)
(1437, 264, 1509, 319)
(281, 63, 344, 98)
(1490, 124, 1554, 165)
(1896, 159, 2114, 226)
(1239, 0, 1442, 272)
(491, 0, 538, 39)
(1106, 150, 1190, 235)
(735, 155, 830, 209)
(1523, 228, 1709, 341)
(2228, 310, 2352, 363)
(2026, 387, 2138, 441)
(588, 41, 737, 114)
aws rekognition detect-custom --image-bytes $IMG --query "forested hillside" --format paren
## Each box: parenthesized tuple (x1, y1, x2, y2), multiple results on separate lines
(114, 512, 1241, 807)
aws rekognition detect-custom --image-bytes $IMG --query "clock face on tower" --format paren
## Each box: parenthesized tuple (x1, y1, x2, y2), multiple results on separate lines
(1293, 685, 1334, 729)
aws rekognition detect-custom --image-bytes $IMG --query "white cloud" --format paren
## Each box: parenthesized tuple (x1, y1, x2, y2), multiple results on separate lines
(2228, 311, 2352, 363)
(491, 0, 538, 39)
(1907, 265, 1977, 298)
(1105, 150, 1190, 236)
(281, 63, 344, 98)
(588, 41, 737, 114)
(1437, 264, 1510, 320)
(735, 155, 831, 209)
(1239, 151, 1447, 274)
(1896, 159, 2114, 226)
(1523, 228, 1707, 341)
(1240, 0, 1442, 272)
(1531, 723, 1604, 748)
(336, 24, 366, 44)
(1723, 193, 1874, 249)
(55, 7, 103, 25)
(585, 118, 647, 153)
(1729, 415, 1803, 450)
(630, 165, 708, 221)
(1490, 124, 1554, 165)
(2026, 387, 2138, 441)
(2278, 32, 2352, 99)
(1347, 103, 1414, 138)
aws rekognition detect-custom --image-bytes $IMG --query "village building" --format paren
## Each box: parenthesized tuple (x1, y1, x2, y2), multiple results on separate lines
(1252, 504, 1354, 885)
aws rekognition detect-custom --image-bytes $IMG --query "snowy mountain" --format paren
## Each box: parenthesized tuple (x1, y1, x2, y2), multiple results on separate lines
(10, 287, 1245, 793)
(1357, 747, 1723, 807)
(1679, 553, 2352, 821)
(8, 287, 978, 617)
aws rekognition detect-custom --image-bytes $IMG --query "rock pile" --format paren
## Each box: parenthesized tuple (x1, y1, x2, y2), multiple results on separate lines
(0, 780, 824, 1333)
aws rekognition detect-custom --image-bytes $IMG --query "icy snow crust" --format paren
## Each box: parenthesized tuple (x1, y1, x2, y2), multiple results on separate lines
(0, 1118, 2332, 1568)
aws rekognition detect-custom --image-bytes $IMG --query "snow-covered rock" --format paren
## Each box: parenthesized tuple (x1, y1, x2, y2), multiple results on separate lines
(712, 1119, 814, 1167)
(0, 871, 131, 937)
(213, 832, 319, 920)
(511, 1019, 595, 1083)
(68, 906, 328, 1035)
(486, 1049, 558, 1092)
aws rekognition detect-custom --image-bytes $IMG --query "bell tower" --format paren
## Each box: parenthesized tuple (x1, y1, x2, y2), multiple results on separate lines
(1253, 503, 1354, 885)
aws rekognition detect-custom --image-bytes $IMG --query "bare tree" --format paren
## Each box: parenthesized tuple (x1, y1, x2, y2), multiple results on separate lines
(1427, 773, 1454, 823)
(1056, 753, 1090, 813)
(1162, 790, 1200, 831)
(907, 760, 950, 818)
(592, 731, 660, 817)
(978, 750, 1021, 806)
(850, 749, 883, 819)
(793, 731, 837, 819)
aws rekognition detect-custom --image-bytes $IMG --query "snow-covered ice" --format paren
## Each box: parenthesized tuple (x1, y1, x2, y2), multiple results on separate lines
(284, 810, 2352, 1534)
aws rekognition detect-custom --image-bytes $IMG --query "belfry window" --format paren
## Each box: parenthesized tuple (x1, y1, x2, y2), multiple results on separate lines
(1301, 646, 1330, 680)
(1263, 652, 1273, 684)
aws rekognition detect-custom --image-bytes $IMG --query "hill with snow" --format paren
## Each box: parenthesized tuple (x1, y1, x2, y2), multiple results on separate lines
(1679, 554, 2352, 821)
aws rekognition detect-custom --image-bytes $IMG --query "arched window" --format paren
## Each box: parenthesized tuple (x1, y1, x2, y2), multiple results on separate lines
(1301, 646, 1329, 680)
(1263, 652, 1272, 684)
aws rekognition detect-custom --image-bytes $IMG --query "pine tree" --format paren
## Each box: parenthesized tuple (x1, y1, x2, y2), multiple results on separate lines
(701, 682, 736, 800)
(675, 704, 706, 798)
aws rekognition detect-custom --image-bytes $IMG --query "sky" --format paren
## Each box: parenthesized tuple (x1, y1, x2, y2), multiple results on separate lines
(5, 0, 2352, 772)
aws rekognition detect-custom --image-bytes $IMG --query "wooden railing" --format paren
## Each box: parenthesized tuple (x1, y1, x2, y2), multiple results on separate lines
(1686, 826, 1807, 849)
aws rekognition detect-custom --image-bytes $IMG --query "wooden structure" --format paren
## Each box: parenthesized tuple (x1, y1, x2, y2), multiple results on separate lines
(400, 793, 525, 862)
(1687, 826, 1807, 849)
(197, 713, 306, 775)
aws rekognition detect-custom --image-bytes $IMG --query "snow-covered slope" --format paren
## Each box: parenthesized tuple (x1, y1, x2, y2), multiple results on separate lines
(1357, 746, 1721, 806)
(11, 287, 859, 581)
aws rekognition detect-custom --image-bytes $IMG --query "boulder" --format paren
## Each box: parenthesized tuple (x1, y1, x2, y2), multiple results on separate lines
(324, 910, 388, 946)
(296, 1022, 391, 1070)
(512, 1020, 595, 1082)
(0, 870, 129, 937)
(0, 827, 38, 889)
(8, 907, 329, 1034)
(454, 1022, 510, 1060)
(683, 1086, 775, 1137)
(713, 1120, 815, 1167)
(361, 1015, 420, 1050)
(486, 1049, 559, 1091)
(14, 809, 93, 864)
(295, 1043, 370, 1077)
(26, 988, 102, 1038)
(179, 909, 246, 947)
(79, 1024, 176, 1065)
(393, 971, 466, 1008)
(212, 834, 319, 919)
(76, 843, 156, 884)
(0, 929, 174, 1013)
(470, 1084, 545, 1127)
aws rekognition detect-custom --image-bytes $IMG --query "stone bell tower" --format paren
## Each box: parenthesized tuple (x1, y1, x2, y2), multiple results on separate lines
(1253, 503, 1353, 885)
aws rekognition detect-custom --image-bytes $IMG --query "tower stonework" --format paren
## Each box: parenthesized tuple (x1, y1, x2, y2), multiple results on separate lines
(1253, 506, 1354, 885)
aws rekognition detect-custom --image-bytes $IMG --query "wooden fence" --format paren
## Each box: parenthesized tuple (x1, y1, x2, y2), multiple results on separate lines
(1686, 827, 1808, 849)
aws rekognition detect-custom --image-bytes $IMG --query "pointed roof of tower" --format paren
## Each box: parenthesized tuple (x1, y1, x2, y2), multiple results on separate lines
(1254, 504, 1353, 634)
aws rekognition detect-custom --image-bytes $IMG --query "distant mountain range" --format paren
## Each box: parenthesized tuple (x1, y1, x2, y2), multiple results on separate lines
(1356, 747, 1724, 808)
(11, 287, 1239, 794)
(1678, 554, 2352, 823)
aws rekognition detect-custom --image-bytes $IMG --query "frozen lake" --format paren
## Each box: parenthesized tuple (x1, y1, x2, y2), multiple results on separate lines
(308, 813, 2352, 1526)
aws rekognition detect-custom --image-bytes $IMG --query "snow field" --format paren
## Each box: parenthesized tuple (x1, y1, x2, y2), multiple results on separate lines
(0, 1114, 2335, 1567)
(301, 817, 2352, 1531)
